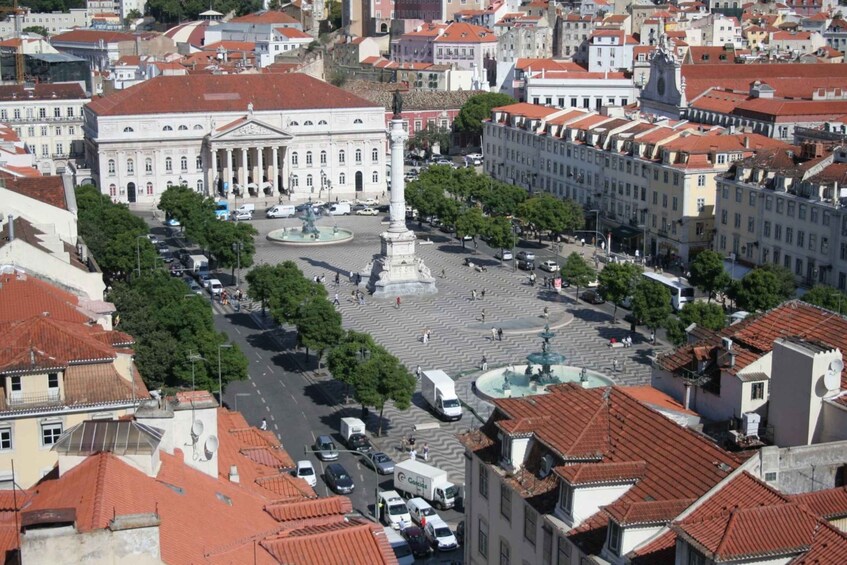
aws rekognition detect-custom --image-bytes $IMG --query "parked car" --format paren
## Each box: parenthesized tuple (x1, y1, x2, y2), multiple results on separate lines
(198, 273, 212, 288)
(183, 277, 203, 295)
(516, 250, 535, 261)
(146, 234, 159, 244)
(207, 279, 223, 297)
(293, 460, 317, 487)
(495, 249, 513, 261)
(406, 498, 438, 526)
(456, 520, 465, 545)
(159, 249, 175, 263)
(539, 260, 560, 272)
(347, 433, 373, 453)
(356, 207, 379, 216)
(230, 210, 253, 221)
(314, 435, 339, 461)
(324, 463, 355, 494)
(580, 289, 605, 304)
(517, 259, 535, 271)
(361, 451, 395, 475)
(401, 525, 431, 558)
(170, 264, 185, 277)
(423, 518, 458, 552)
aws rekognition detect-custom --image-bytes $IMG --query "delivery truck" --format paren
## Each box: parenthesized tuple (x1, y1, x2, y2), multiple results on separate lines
(420, 370, 463, 421)
(185, 254, 209, 275)
(393, 460, 458, 510)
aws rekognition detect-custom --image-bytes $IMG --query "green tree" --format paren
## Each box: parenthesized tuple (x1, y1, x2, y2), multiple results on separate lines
(481, 180, 527, 217)
(125, 8, 142, 20)
(597, 262, 642, 322)
(205, 221, 258, 278)
(157, 185, 216, 247)
(406, 176, 447, 225)
(678, 301, 727, 331)
(455, 207, 486, 248)
(266, 261, 327, 324)
(632, 279, 673, 337)
(561, 252, 595, 301)
(688, 250, 730, 303)
(664, 317, 688, 347)
(453, 93, 515, 142)
(802, 285, 847, 314)
(355, 347, 415, 436)
(759, 263, 797, 300)
(484, 216, 517, 258)
(245, 264, 276, 315)
(729, 267, 793, 312)
(23, 26, 50, 36)
(295, 296, 343, 362)
(327, 331, 378, 402)
(408, 123, 451, 157)
(518, 195, 584, 243)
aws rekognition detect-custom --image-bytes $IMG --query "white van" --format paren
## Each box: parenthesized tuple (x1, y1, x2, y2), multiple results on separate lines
(379, 490, 412, 530)
(328, 203, 351, 216)
(207, 279, 223, 296)
(267, 204, 296, 218)
(383, 527, 414, 565)
(235, 203, 255, 214)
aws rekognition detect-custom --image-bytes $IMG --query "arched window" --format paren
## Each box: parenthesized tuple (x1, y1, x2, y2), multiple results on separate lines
(289, 121, 299, 126)
(306, 174, 313, 187)
(197, 180, 204, 192)
(178, 125, 188, 130)
(339, 150, 345, 164)
(163, 125, 173, 131)
(354, 119, 363, 124)
(127, 158, 134, 173)
(145, 158, 152, 173)
(304, 120, 314, 126)
(108, 159, 116, 174)
(355, 149, 362, 164)
(166, 181, 173, 187)
(109, 183, 116, 196)
(371, 148, 379, 162)
(180, 156, 188, 171)
(306, 151, 313, 165)
(193, 124, 203, 130)
(291, 175, 299, 188)
(123, 126, 134, 133)
(320, 150, 327, 165)
(291, 152, 299, 166)
(195, 155, 202, 170)
(372, 171, 378, 183)
(318, 120, 327, 125)
(339, 172, 346, 185)
(165, 157, 172, 172)
(146, 182, 153, 195)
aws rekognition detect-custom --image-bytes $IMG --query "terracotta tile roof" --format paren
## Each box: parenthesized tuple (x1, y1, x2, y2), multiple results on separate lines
(736, 98, 847, 118)
(0, 273, 87, 324)
(604, 498, 695, 526)
(434, 22, 496, 43)
(492, 102, 562, 120)
(681, 63, 847, 100)
(86, 73, 380, 117)
(516, 58, 586, 72)
(51, 29, 136, 43)
(690, 88, 750, 113)
(230, 11, 299, 25)
(791, 521, 847, 563)
(0, 316, 117, 374)
(265, 496, 352, 523)
(62, 362, 147, 408)
(203, 40, 256, 51)
(554, 460, 648, 486)
(260, 519, 395, 565)
(401, 23, 448, 38)
(0, 83, 86, 102)
(276, 27, 312, 39)
(663, 132, 788, 153)
(790, 487, 847, 519)
(623, 385, 698, 415)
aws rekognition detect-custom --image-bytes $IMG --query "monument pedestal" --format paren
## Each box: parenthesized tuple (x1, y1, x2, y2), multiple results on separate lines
(363, 115, 437, 298)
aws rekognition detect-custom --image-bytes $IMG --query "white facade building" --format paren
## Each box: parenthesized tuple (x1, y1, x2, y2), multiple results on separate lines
(524, 68, 638, 112)
(83, 73, 388, 204)
(0, 83, 88, 176)
(587, 28, 636, 72)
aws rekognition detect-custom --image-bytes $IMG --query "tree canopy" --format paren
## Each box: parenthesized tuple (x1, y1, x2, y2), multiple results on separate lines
(802, 285, 847, 314)
(561, 253, 595, 299)
(678, 301, 727, 331)
(455, 206, 486, 247)
(688, 250, 730, 303)
(453, 93, 515, 141)
(598, 262, 642, 322)
(632, 279, 672, 333)
(144, 0, 263, 23)
(729, 267, 795, 312)
(518, 194, 584, 242)
(407, 123, 451, 157)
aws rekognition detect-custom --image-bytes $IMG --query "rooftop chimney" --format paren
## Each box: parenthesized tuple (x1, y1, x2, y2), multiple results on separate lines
(228, 465, 239, 483)
(6, 215, 12, 241)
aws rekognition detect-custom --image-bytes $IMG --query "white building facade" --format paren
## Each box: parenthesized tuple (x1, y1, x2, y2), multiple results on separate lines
(83, 73, 388, 204)
(524, 69, 638, 112)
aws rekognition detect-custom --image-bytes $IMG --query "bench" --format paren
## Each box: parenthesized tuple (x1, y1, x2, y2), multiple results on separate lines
(609, 342, 625, 349)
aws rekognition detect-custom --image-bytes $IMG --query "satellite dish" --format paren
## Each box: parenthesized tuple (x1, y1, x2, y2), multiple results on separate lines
(824, 359, 843, 391)
(191, 420, 205, 439)
(205, 435, 219, 454)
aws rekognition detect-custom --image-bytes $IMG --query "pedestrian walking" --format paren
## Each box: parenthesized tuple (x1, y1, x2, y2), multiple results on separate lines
(481, 309, 486, 322)
(491, 327, 497, 341)
(612, 359, 619, 372)
(334, 272, 340, 285)
(441, 268, 446, 279)
(498, 327, 504, 341)
(544, 306, 549, 321)
(396, 296, 401, 309)
(415, 365, 422, 380)
(409, 449, 417, 461)
(408, 435, 416, 451)
(481, 289, 486, 299)
(650, 331, 655, 345)
(349, 270, 354, 282)
(426, 328, 432, 341)
(481, 356, 488, 371)
(423, 443, 429, 461)
(422, 332, 429, 345)
(260, 418, 268, 431)
(401, 436, 408, 453)
(471, 290, 477, 301)
(333, 292, 340, 306)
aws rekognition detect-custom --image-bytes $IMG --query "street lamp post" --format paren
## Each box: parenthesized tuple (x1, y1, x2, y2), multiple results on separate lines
(135, 235, 147, 279)
(589, 209, 601, 251)
(320, 170, 326, 199)
(232, 240, 242, 287)
(217, 344, 233, 407)
(188, 353, 206, 391)
(304, 446, 382, 523)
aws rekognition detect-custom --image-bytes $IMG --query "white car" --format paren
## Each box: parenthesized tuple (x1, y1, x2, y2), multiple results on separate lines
(356, 207, 379, 216)
(495, 249, 513, 261)
(207, 279, 223, 296)
(360, 197, 379, 206)
(539, 260, 560, 272)
(380, 491, 412, 530)
(312, 200, 327, 207)
(337, 199, 354, 206)
(230, 210, 253, 221)
(293, 460, 317, 487)
(423, 517, 458, 552)
(406, 497, 438, 526)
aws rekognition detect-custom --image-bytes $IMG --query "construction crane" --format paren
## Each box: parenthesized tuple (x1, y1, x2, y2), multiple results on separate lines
(0, 0, 26, 83)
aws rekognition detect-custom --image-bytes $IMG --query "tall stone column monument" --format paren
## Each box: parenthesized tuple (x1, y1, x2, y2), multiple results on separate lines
(363, 92, 437, 297)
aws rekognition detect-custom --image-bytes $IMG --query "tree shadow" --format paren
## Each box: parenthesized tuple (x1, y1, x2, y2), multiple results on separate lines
(568, 307, 610, 324)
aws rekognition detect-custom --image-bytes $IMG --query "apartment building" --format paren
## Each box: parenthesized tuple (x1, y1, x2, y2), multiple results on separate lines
(714, 143, 847, 289)
(483, 102, 786, 261)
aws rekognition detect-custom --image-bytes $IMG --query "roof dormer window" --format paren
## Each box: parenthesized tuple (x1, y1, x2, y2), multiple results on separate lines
(558, 483, 574, 515)
(607, 520, 622, 556)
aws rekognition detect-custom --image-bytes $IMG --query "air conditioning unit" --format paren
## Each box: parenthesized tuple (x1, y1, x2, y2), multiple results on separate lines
(741, 412, 760, 438)
(538, 454, 554, 478)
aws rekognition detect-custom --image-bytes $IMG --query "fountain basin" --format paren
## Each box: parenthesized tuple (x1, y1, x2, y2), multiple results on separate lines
(267, 226, 354, 246)
(474, 365, 614, 400)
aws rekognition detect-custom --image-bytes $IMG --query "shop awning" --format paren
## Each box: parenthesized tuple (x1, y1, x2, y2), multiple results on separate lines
(610, 225, 642, 240)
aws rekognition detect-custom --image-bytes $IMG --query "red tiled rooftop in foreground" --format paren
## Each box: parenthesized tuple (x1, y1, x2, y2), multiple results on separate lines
(260, 520, 395, 565)
(0, 273, 88, 324)
(492, 102, 562, 120)
(790, 486, 847, 519)
(86, 73, 380, 117)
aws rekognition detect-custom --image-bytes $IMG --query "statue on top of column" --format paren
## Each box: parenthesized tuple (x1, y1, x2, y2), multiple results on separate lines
(392, 90, 403, 118)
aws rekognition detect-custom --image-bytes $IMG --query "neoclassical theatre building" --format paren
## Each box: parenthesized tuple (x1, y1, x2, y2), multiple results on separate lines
(83, 73, 388, 204)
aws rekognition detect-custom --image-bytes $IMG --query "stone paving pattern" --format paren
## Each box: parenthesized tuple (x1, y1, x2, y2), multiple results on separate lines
(211, 214, 668, 485)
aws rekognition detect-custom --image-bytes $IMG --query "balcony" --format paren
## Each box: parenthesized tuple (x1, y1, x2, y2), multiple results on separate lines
(7, 389, 62, 409)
